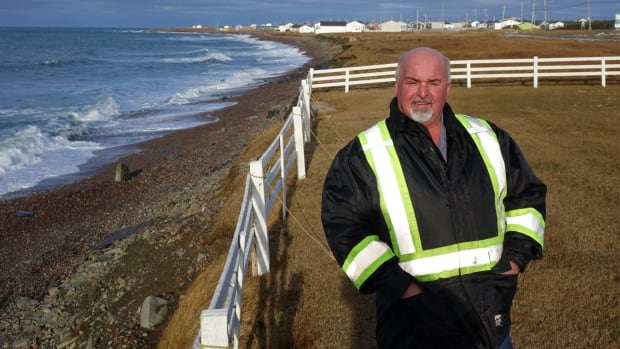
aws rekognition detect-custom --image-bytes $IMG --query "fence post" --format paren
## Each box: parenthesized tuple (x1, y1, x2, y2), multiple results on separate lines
(307, 68, 314, 95)
(278, 134, 287, 220)
(345, 69, 350, 93)
(292, 106, 306, 180)
(301, 80, 311, 143)
(533, 56, 539, 88)
(199, 309, 230, 348)
(466, 61, 472, 88)
(249, 160, 270, 275)
(601, 57, 606, 87)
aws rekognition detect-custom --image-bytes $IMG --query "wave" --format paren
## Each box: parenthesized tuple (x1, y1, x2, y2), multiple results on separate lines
(0, 125, 98, 176)
(166, 67, 268, 105)
(67, 97, 121, 123)
(38, 59, 61, 66)
(163, 51, 232, 64)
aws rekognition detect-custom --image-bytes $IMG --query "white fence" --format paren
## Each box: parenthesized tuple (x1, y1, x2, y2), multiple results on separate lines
(194, 80, 312, 349)
(193, 55, 619, 349)
(309, 56, 620, 92)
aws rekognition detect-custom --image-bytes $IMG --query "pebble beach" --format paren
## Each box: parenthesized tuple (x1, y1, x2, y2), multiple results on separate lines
(0, 32, 342, 348)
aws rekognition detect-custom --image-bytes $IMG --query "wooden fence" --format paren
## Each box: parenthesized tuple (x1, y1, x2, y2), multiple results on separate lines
(193, 56, 618, 348)
(309, 56, 620, 92)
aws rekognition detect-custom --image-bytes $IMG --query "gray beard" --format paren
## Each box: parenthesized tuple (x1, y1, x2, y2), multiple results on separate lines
(407, 108, 433, 123)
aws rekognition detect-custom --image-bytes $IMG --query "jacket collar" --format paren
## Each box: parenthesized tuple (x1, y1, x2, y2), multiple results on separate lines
(389, 97, 457, 135)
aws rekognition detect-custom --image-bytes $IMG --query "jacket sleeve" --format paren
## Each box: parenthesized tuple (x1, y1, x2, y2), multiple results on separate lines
(494, 125, 547, 272)
(321, 139, 413, 299)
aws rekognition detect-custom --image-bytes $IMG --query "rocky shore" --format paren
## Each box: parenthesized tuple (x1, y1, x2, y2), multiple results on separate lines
(0, 32, 342, 348)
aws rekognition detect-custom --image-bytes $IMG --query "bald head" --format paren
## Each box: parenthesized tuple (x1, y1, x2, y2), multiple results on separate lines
(396, 47, 451, 83)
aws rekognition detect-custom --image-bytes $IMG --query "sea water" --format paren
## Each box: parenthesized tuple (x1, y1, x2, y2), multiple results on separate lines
(0, 27, 309, 199)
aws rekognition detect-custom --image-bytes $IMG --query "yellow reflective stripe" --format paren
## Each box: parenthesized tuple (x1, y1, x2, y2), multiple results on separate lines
(359, 121, 418, 256)
(455, 114, 507, 236)
(506, 208, 545, 247)
(399, 242, 503, 282)
(343, 235, 395, 289)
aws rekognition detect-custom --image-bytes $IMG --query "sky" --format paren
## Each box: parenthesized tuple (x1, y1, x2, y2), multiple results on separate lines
(0, 0, 619, 28)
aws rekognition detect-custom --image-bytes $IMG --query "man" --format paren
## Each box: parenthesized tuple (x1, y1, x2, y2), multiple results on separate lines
(321, 47, 546, 348)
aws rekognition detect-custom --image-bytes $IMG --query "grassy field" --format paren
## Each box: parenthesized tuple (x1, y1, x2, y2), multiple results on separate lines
(160, 31, 620, 348)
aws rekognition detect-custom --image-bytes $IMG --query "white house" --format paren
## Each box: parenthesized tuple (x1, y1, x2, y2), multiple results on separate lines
(278, 23, 294, 32)
(615, 13, 620, 29)
(381, 20, 406, 32)
(346, 21, 366, 32)
(314, 21, 347, 34)
(298, 24, 315, 34)
(494, 17, 522, 29)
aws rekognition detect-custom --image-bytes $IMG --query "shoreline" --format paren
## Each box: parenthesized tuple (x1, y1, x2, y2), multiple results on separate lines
(0, 32, 341, 303)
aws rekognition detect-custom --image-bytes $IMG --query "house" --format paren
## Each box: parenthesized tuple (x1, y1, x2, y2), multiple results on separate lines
(278, 23, 294, 32)
(615, 13, 620, 29)
(346, 21, 366, 32)
(427, 21, 446, 30)
(314, 21, 347, 34)
(518, 22, 539, 30)
(494, 17, 522, 29)
(298, 24, 315, 34)
(381, 20, 406, 32)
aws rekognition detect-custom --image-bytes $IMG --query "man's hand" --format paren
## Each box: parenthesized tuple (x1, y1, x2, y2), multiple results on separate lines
(401, 282, 424, 299)
(498, 261, 521, 275)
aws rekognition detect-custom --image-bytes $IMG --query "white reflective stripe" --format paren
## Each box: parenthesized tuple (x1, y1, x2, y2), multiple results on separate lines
(463, 116, 507, 202)
(458, 115, 507, 234)
(362, 125, 416, 255)
(361, 140, 393, 151)
(506, 212, 545, 240)
(345, 240, 392, 282)
(399, 243, 503, 277)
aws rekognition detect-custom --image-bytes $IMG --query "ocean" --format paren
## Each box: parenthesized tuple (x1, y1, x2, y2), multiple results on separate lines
(0, 27, 309, 199)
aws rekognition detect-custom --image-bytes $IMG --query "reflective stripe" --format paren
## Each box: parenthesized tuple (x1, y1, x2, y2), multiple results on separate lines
(343, 236, 394, 289)
(455, 114, 508, 235)
(506, 208, 545, 246)
(400, 242, 503, 281)
(360, 121, 418, 256)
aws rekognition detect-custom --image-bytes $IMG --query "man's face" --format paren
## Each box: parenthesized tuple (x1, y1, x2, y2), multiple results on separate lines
(395, 49, 451, 126)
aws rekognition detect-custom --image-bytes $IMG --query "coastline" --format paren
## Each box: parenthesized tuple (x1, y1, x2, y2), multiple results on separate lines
(0, 31, 342, 347)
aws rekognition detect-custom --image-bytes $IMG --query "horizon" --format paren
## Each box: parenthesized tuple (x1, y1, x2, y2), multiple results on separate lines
(1, 1, 619, 28)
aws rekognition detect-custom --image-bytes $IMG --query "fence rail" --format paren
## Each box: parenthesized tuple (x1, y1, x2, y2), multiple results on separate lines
(310, 56, 620, 92)
(194, 55, 617, 348)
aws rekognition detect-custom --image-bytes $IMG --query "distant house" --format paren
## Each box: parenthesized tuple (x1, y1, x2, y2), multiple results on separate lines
(314, 21, 347, 34)
(615, 13, 620, 29)
(494, 17, 522, 29)
(518, 22, 539, 30)
(255, 24, 276, 31)
(278, 23, 294, 32)
(426, 21, 446, 30)
(346, 21, 366, 32)
(381, 20, 406, 32)
(298, 24, 315, 34)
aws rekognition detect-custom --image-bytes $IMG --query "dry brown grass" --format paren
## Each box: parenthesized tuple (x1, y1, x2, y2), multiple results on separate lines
(160, 31, 620, 348)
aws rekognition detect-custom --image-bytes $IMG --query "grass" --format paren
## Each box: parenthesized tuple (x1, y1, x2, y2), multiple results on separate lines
(160, 31, 620, 348)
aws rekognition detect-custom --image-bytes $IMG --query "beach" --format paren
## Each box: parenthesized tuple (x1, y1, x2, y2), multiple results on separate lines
(0, 32, 342, 347)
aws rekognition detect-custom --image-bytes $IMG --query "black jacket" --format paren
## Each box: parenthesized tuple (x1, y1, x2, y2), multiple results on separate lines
(321, 98, 546, 348)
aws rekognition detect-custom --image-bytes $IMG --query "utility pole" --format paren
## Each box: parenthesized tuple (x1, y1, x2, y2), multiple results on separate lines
(587, 0, 592, 31)
(544, 0, 548, 24)
(442, 0, 445, 31)
(531, 0, 536, 25)
(484, 8, 488, 27)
